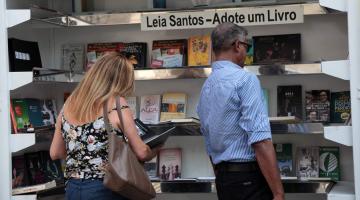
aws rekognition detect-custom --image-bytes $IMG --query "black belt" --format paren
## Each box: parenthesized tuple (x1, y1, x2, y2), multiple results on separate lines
(215, 161, 260, 172)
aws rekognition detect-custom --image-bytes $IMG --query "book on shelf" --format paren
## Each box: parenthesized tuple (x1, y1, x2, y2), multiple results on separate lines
(27, 99, 44, 127)
(262, 88, 269, 114)
(244, 39, 254, 65)
(12, 99, 31, 130)
(139, 95, 161, 124)
(38, 151, 64, 183)
(160, 93, 187, 122)
(125, 97, 137, 119)
(151, 39, 187, 68)
(41, 99, 58, 126)
(188, 35, 212, 66)
(296, 146, 319, 179)
(253, 34, 301, 65)
(168, 118, 200, 124)
(86, 42, 119, 71)
(10, 101, 18, 134)
(118, 42, 147, 69)
(277, 85, 302, 120)
(274, 143, 293, 177)
(305, 90, 331, 123)
(61, 44, 85, 72)
(330, 91, 351, 123)
(8, 38, 42, 72)
(25, 152, 46, 185)
(12, 180, 57, 195)
(319, 147, 340, 181)
(12, 155, 29, 189)
(158, 148, 182, 181)
(144, 156, 158, 179)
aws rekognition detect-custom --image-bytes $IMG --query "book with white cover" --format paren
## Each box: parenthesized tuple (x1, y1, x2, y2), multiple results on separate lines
(61, 44, 84, 72)
(140, 95, 161, 124)
(125, 97, 137, 119)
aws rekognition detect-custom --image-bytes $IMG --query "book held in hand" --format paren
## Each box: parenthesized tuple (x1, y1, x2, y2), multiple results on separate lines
(159, 148, 182, 181)
(135, 119, 175, 148)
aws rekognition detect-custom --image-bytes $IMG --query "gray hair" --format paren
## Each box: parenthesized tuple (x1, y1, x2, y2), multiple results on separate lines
(211, 22, 248, 55)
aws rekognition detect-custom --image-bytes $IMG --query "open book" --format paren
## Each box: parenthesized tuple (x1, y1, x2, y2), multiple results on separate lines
(135, 119, 176, 148)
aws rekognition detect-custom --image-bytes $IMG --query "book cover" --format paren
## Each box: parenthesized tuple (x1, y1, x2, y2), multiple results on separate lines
(144, 156, 158, 179)
(188, 35, 212, 66)
(25, 152, 46, 185)
(86, 43, 119, 71)
(125, 97, 137, 119)
(10, 101, 18, 133)
(159, 148, 182, 181)
(296, 146, 319, 179)
(12, 155, 28, 188)
(277, 85, 302, 119)
(262, 88, 269, 115)
(244, 39, 254, 65)
(330, 91, 351, 123)
(274, 143, 293, 177)
(118, 42, 147, 69)
(139, 95, 161, 124)
(319, 147, 340, 181)
(160, 93, 187, 122)
(305, 90, 331, 123)
(253, 34, 301, 64)
(61, 44, 85, 72)
(12, 99, 30, 129)
(38, 151, 64, 182)
(8, 38, 42, 72)
(41, 99, 58, 126)
(27, 99, 44, 127)
(151, 39, 187, 68)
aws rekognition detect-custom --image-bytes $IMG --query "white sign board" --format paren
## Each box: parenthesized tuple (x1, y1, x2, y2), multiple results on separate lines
(141, 5, 304, 31)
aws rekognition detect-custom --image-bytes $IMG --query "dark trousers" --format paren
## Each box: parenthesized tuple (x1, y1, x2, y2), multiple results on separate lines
(215, 162, 273, 200)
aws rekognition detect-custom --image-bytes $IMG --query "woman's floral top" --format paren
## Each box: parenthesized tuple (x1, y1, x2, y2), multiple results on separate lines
(61, 111, 122, 180)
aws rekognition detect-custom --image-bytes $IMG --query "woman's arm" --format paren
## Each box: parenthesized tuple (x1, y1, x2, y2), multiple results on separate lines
(50, 114, 67, 160)
(109, 97, 161, 162)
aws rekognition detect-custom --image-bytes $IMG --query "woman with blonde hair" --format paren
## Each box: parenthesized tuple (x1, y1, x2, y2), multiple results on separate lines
(50, 52, 160, 200)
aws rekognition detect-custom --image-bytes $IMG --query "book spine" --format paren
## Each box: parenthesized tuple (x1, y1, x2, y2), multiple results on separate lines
(10, 101, 18, 134)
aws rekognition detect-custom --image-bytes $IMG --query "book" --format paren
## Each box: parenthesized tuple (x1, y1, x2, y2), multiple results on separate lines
(305, 90, 331, 123)
(144, 156, 158, 179)
(125, 97, 137, 119)
(319, 147, 340, 181)
(330, 91, 351, 123)
(262, 88, 269, 114)
(296, 147, 319, 179)
(188, 35, 212, 66)
(61, 44, 85, 72)
(151, 39, 187, 68)
(12, 180, 56, 195)
(158, 148, 182, 181)
(274, 143, 293, 177)
(277, 85, 302, 119)
(12, 99, 31, 129)
(139, 95, 161, 124)
(8, 38, 42, 72)
(41, 99, 57, 126)
(86, 43, 119, 71)
(38, 151, 64, 182)
(12, 156, 28, 188)
(25, 152, 46, 185)
(135, 119, 175, 148)
(118, 42, 147, 69)
(10, 101, 18, 134)
(244, 39, 254, 65)
(253, 34, 301, 64)
(160, 93, 187, 122)
(27, 99, 44, 127)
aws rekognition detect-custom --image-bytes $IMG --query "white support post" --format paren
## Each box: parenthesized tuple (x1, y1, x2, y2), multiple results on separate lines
(0, 1, 12, 200)
(348, 0, 360, 199)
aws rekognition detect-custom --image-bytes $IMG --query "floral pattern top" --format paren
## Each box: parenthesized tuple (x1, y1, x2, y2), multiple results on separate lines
(61, 111, 122, 180)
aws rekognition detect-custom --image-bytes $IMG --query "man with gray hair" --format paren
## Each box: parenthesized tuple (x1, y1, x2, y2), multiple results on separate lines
(197, 22, 284, 200)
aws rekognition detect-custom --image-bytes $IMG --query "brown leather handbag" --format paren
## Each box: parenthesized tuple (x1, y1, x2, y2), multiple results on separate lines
(102, 96, 156, 200)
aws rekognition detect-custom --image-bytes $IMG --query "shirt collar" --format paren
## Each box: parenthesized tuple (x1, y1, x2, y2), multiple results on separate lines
(212, 60, 243, 70)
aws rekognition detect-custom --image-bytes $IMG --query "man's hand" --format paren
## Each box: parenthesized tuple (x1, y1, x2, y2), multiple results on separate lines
(252, 139, 284, 200)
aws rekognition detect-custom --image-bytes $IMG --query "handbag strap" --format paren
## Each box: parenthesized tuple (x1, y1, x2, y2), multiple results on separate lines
(102, 96, 126, 139)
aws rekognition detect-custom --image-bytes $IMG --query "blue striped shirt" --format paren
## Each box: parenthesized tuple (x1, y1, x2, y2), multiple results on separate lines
(197, 61, 271, 164)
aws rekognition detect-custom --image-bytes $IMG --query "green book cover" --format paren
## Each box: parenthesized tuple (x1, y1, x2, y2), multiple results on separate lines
(12, 99, 30, 129)
(274, 143, 293, 177)
(319, 147, 340, 181)
(262, 88, 269, 114)
(330, 91, 351, 123)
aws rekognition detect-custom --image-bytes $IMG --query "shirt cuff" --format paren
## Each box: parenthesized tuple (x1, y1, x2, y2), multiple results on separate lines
(248, 131, 272, 145)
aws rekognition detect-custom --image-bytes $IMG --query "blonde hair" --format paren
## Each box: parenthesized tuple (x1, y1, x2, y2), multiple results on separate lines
(66, 52, 134, 122)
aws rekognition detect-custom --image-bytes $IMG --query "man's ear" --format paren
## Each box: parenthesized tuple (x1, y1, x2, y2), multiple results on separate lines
(233, 40, 241, 53)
